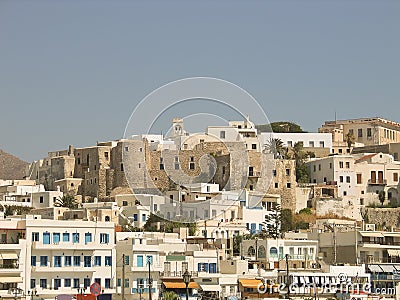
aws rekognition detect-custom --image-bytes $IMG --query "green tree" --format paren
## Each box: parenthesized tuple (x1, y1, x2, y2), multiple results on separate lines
(378, 190, 386, 206)
(263, 204, 282, 239)
(345, 132, 356, 151)
(291, 142, 310, 183)
(54, 194, 79, 209)
(163, 291, 179, 300)
(266, 138, 284, 158)
(233, 235, 243, 256)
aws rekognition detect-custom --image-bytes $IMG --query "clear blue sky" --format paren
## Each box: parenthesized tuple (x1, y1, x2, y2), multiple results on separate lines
(0, 0, 399, 162)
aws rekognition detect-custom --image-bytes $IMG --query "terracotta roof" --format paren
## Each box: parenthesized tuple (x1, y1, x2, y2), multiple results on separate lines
(355, 153, 377, 163)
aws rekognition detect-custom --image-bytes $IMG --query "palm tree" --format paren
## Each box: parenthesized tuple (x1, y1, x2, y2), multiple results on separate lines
(54, 194, 79, 209)
(266, 138, 284, 158)
(345, 132, 356, 152)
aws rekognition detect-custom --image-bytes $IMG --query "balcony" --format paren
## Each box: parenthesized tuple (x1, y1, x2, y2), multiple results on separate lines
(368, 179, 387, 185)
(131, 263, 163, 272)
(160, 271, 198, 278)
(31, 266, 96, 273)
(0, 263, 19, 273)
(32, 241, 113, 250)
(248, 171, 261, 178)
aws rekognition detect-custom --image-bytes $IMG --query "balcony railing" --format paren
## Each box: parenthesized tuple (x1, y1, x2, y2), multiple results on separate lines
(0, 263, 19, 269)
(160, 271, 198, 278)
(248, 171, 261, 177)
(368, 179, 387, 185)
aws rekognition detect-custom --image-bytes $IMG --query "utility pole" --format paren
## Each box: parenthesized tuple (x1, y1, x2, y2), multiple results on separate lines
(122, 254, 125, 300)
(148, 257, 152, 300)
(285, 254, 290, 299)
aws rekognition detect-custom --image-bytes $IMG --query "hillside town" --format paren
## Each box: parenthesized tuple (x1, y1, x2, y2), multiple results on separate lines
(2, 116, 400, 300)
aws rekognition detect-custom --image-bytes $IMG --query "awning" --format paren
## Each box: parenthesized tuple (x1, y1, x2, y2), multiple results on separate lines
(379, 265, 395, 273)
(368, 265, 383, 272)
(163, 281, 199, 289)
(0, 277, 23, 283)
(238, 279, 263, 289)
(0, 252, 18, 260)
(200, 284, 222, 292)
(360, 232, 384, 237)
(388, 250, 400, 257)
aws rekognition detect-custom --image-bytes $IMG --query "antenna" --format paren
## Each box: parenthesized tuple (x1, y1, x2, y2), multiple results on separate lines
(334, 111, 337, 123)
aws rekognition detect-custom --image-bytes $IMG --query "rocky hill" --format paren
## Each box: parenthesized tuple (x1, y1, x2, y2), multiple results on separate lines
(0, 149, 28, 180)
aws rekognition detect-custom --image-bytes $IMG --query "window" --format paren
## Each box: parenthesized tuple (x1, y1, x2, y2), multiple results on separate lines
(54, 278, 61, 290)
(31, 279, 36, 289)
(286, 169, 290, 176)
(153, 204, 158, 212)
(319, 141, 325, 148)
(117, 278, 121, 287)
(84, 256, 91, 267)
(346, 176, 351, 183)
(73, 256, 81, 267)
(105, 278, 111, 289)
(358, 128, 363, 137)
(272, 170, 277, 176)
(124, 255, 130, 265)
(105, 256, 112, 266)
(124, 279, 129, 288)
(137, 255, 144, 267)
(133, 214, 138, 221)
(142, 214, 146, 222)
(189, 157, 195, 170)
(340, 176, 344, 183)
(73, 278, 80, 289)
(40, 279, 47, 289)
(95, 278, 101, 285)
(339, 161, 344, 168)
(346, 162, 350, 169)
(343, 191, 347, 196)
(43, 232, 50, 244)
(40, 256, 48, 267)
(72, 233, 79, 243)
(367, 128, 372, 137)
(100, 233, 110, 244)
(220, 131, 225, 139)
(54, 256, 62, 267)
(84, 278, 90, 288)
(120, 163, 124, 171)
(286, 183, 291, 188)
(63, 232, 70, 242)
(209, 263, 217, 273)
(31, 256, 36, 266)
(357, 174, 362, 184)
(85, 233, 92, 244)
(394, 173, 399, 182)
(94, 256, 101, 267)
(274, 183, 278, 188)
(318, 164, 321, 171)
(252, 144, 257, 150)
(39, 196, 44, 203)
(64, 278, 71, 288)
(309, 141, 315, 147)
(198, 262, 209, 272)
(313, 165, 316, 172)
(65, 256, 72, 267)
(287, 141, 293, 147)
(339, 149, 343, 154)
(104, 152, 109, 160)
(51, 233, 59, 244)
(32, 232, 39, 242)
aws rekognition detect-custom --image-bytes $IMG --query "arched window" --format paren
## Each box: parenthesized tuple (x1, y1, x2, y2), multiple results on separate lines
(270, 247, 278, 257)
(248, 246, 255, 256)
(105, 216, 110, 222)
(258, 245, 266, 258)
